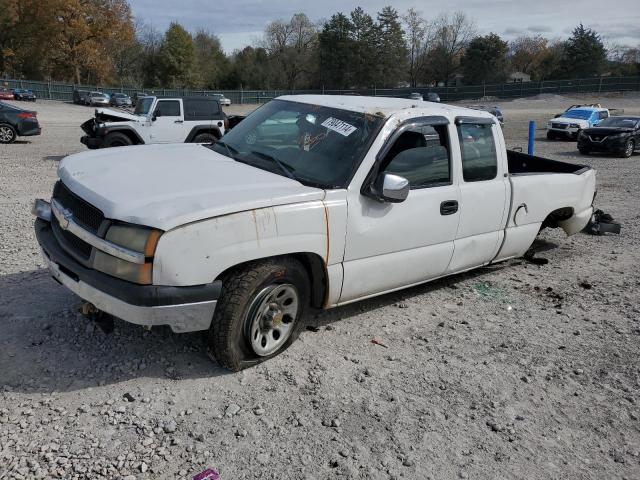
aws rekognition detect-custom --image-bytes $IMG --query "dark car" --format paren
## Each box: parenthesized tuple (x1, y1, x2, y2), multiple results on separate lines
(109, 92, 132, 107)
(578, 116, 640, 158)
(426, 92, 440, 103)
(131, 92, 148, 107)
(73, 89, 89, 105)
(469, 105, 504, 124)
(11, 88, 37, 101)
(0, 101, 41, 143)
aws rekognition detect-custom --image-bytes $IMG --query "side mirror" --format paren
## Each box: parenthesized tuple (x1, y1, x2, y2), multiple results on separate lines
(372, 173, 410, 203)
(152, 110, 161, 121)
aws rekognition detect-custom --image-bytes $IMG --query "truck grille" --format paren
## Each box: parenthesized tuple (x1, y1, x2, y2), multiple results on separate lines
(53, 181, 105, 233)
(551, 123, 568, 130)
(52, 216, 92, 260)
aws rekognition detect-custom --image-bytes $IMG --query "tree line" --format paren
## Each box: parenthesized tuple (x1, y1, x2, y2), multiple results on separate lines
(1, 0, 639, 90)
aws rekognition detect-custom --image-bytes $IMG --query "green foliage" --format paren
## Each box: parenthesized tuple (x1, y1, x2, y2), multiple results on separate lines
(559, 24, 607, 78)
(2, 3, 637, 91)
(461, 33, 509, 84)
(158, 22, 199, 88)
(376, 6, 408, 87)
(318, 13, 355, 89)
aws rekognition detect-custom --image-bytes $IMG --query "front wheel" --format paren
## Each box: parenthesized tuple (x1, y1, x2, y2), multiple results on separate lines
(0, 124, 17, 143)
(207, 258, 309, 371)
(103, 132, 133, 148)
(193, 132, 217, 144)
(620, 139, 635, 158)
(546, 131, 556, 140)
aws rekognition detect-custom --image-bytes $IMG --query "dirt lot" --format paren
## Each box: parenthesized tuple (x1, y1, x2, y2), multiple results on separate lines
(1, 94, 639, 480)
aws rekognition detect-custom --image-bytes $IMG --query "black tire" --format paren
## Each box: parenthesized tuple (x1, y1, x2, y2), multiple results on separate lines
(620, 139, 635, 158)
(546, 131, 556, 140)
(207, 257, 310, 371)
(103, 132, 133, 148)
(0, 124, 17, 144)
(193, 133, 216, 144)
(578, 147, 590, 155)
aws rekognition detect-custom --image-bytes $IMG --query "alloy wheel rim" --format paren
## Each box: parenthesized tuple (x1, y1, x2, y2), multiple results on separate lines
(627, 141, 634, 156)
(0, 126, 13, 142)
(245, 283, 299, 356)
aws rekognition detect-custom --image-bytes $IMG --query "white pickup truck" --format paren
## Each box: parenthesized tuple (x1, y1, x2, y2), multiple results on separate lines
(34, 95, 596, 371)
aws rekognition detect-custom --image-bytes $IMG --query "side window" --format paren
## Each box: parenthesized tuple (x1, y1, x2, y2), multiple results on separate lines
(457, 123, 498, 182)
(381, 125, 451, 189)
(156, 100, 181, 117)
(599, 111, 608, 120)
(183, 99, 219, 120)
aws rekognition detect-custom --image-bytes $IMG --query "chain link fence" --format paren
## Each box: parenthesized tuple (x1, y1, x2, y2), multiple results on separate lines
(2, 76, 639, 104)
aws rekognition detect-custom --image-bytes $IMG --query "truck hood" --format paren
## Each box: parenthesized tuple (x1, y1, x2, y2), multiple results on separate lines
(57, 144, 325, 231)
(95, 107, 145, 122)
(583, 126, 634, 136)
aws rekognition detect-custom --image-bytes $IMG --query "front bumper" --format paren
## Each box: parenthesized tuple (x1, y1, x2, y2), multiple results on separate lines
(549, 127, 580, 138)
(35, 217, 220, 333)
(578, 136, 627, 153)
(81, 135, 104, 149)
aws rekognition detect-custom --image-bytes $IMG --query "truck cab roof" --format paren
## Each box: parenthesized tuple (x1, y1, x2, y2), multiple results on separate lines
(277, 95, 495, 121)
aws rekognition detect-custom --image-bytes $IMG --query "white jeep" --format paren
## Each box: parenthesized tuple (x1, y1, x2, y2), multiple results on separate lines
(35, 95, 596, 371)
(80, 96, 228, 148)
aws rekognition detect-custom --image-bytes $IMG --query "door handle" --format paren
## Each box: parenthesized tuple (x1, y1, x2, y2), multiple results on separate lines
(440, 200, 459, 215)
(174, 120, 183, 123)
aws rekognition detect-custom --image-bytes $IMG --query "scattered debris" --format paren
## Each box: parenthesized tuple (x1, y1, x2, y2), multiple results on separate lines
(370, 338, 389, 348)
(193, 468, 221, 480)
(583, 209, 621, 235)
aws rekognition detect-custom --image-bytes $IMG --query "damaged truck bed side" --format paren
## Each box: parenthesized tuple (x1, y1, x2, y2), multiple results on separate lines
(34, 95, 596, 371)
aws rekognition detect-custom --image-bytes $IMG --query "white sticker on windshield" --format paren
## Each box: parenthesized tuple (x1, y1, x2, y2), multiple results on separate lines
(321, 117, 357, 137)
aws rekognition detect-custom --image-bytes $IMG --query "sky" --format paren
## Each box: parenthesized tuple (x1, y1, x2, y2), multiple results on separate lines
(128, 0, 640, 53)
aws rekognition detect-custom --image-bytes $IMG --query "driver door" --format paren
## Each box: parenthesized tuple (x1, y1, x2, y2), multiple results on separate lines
(148, 99, 186, 143)
(340, 119, 460, 303)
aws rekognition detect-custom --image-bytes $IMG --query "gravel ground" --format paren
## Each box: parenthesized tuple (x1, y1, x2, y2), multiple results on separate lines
(1, 94, 639, 480)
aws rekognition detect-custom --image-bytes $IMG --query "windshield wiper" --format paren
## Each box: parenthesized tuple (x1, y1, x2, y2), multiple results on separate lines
(214, 140, 239, 160)
(249, 150, 297, 181)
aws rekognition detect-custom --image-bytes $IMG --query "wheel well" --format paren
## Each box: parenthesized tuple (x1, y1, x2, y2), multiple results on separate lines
(215, 253, 328, 309)
(107, 129, 141, 144)
(542, 207, 574, 229)
(189, 128, 221, 142)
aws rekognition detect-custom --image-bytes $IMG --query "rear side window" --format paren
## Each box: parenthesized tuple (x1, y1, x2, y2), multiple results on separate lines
(457, 123, 498, 182)
(183, 99, 220, 121)
(156, 100, 181, 117)
(381, 125, 451, 189)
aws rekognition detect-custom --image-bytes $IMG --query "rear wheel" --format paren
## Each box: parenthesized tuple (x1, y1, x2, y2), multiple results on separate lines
(207, 257, 309, 371)
(620, 139, 635, 158)
(0, 124, 16, 143)
(193, 132, 217, 144)
(103, 132, 133, 148)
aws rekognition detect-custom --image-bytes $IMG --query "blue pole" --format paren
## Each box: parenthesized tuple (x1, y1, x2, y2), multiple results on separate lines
(528, 120, 535, 155)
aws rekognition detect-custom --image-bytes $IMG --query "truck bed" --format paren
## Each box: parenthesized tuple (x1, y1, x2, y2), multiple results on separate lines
(507, 150, 590, 176)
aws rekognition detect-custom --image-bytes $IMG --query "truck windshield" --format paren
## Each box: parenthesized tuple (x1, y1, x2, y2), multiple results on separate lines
(134, 97, 154, 115)
(563, 110, 593, 120)
(209, 99, 383, 188)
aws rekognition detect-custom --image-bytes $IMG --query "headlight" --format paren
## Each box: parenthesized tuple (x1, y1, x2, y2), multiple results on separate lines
(93, 224, 162, 284)
(105, 224, 162, 256)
